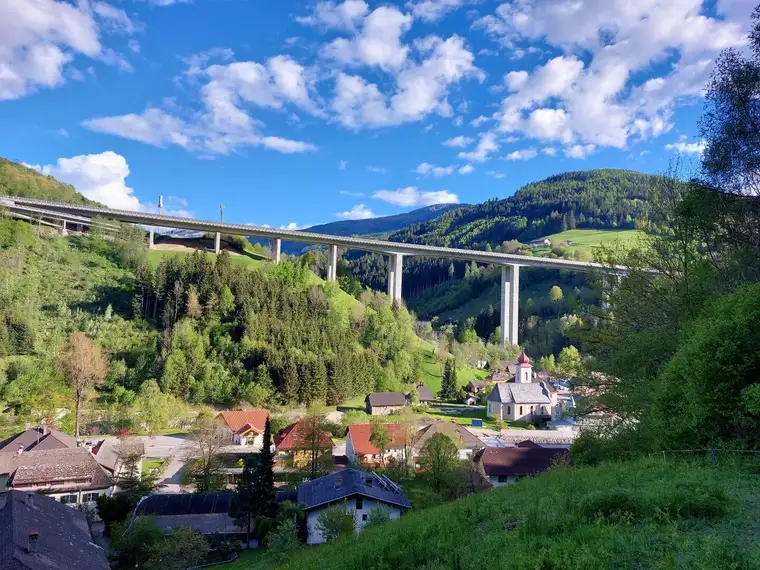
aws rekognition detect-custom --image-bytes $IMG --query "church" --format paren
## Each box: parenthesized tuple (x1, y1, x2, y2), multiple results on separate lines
(486, 350, 557, 422)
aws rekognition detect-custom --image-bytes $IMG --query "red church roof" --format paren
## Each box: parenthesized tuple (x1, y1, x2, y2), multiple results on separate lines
(517, 349, 531, 365)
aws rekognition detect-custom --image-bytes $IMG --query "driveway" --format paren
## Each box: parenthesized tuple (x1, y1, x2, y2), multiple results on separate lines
(137, 434, 192, 493)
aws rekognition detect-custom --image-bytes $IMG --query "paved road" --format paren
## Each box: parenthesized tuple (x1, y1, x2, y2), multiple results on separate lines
(138, 434, 192, 493)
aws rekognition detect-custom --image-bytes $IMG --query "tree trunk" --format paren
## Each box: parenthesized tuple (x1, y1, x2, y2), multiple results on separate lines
(75, 396, 81, 439)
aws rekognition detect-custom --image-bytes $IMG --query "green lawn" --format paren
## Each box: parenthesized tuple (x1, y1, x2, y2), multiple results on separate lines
(142, 458, 166, 477)
(217, 549, 272, 569)
(277, 456, 760, 569)
(538, 228, 643, 256)
(415, 341, 489, 396)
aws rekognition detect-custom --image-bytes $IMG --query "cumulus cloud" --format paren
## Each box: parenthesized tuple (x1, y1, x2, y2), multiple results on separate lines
(335, 203, 376, 219)
(82, 54, 319, 155)
(330, 32, 482, 128)
(442, 135, 472, 148)
(470, 115, 490, 127)
(505, 147, 537, 161)
(486, 170, 505, 179)
(416, 162, 455, 177)
(373, 186, 458, 206)
(458, 163, 474, 174)
(338, 160, 347, 170)
(367, 166, 388, 173)
(339, 190, 364, 197)
(280, 222, 302, 230)
(665, 136, 706, 154)
(296, 1, 369, 31)
(542, 147, 557, 157)
(457, 131, 499, 162)
(0, 0, 135, 100)
(564, 144, 596, 159)
(407, 0, 464, 22)
(474, 0, 747, 152)
(29, 151, 191, 214)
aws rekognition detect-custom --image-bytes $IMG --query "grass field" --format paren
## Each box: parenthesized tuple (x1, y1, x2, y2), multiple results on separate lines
(277, 456, 760, 570)
(414, 340, 489, 395)
(218, 549, 271, 569)
(536, 228, 643, 257)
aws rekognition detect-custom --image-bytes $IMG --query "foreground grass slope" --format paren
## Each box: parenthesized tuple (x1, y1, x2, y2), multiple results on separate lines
(276, 458, 760, 570)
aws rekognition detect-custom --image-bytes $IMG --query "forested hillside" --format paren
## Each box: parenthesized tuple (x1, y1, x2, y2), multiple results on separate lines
(0, 158, 96, 204)
(391, 169, 656, 249)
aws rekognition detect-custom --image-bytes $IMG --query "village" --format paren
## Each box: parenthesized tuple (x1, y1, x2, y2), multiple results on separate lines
(1, 349, 587, 559)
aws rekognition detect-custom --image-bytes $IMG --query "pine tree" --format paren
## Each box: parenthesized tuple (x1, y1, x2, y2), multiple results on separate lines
(229, 454, 257, 546)
(439, 358, 458, 401)
(253, 418, 277, 519)
(568, 209, 576, 229)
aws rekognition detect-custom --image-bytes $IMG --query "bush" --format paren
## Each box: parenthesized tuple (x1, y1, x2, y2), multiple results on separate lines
(577, 489, 647, 522)
(315, 503, 355, 542)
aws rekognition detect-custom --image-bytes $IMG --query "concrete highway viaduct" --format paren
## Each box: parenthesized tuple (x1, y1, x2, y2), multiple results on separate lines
(1, 196, 625, 347)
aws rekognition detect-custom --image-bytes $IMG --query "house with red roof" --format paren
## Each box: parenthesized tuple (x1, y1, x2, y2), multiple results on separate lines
(274, 418, 334, 470)
(345, 423, 406, 467)
(215, 409, 269, 450)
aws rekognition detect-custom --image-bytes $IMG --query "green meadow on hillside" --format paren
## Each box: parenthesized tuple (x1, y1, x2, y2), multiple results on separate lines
(272, 457, 760, 570)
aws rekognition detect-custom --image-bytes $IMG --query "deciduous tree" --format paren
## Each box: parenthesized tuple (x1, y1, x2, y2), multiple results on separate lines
(58, 332, 108, 438)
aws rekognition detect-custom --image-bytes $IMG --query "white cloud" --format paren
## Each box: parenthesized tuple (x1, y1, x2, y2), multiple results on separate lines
(416, 162, 455, 177)
(407, 0, 463, 22)
(486, 170, 505, 179)
(56, 128, 69, 137)
(475, 0, 747, 152)
(458, 163, 474, 174)
(31, 151, 188, 214)
(141, 0, 191, 5)
(339, 190, 364, 197)
(127, 39, 140, 53)
(367, 166, 388, 173)
(470, 115, 490, 127)
(280, 222, 302, 230)
(338, 160, 347, 170)
(373, 186, 458, 206)
(564, 144, 596, 159)
(0, 0, 135, 100)
(296, 1, 369, 31)
(335, 203, 377, 219)
(665, 139, 706, 154)
(458, 131, 498, 162)
(542, 147, 557, 157)
(322, 6, 412, 70)
(505, 147, 537, 161)
(83, 54, 320, 155)
(330, 34, 482, 128)
(442, 135, 473, 148)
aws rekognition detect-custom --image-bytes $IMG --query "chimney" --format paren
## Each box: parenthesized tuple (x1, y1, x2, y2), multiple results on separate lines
(28, 530, 39, 554)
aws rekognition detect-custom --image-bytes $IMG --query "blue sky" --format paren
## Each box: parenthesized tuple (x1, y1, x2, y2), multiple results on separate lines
(0, 0, 754, 228)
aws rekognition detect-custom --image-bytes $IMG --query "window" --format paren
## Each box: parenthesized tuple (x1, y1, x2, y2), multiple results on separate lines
(507, 406, 511, 415)
(59, 494, 77, 505)
(362, 514, 368, 521)
(356, 496, 363, 510)
(82, 492, 99, 503)
(530, 406, 534, 414)
(519, 406, 523, 415)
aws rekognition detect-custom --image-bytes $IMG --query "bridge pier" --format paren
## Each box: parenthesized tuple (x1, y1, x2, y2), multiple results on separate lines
(214, 232, 221, 254)
(273, 238, 281, 264)
(148, 228, 155, 249)
(500, 265, 519, 347)
(60, 219, 67, 236)
(327, 244, 338, 281)
(387, 253, 403, 305)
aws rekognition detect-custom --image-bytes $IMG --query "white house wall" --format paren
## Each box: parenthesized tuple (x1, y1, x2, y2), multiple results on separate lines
(305, 497, 403, 545)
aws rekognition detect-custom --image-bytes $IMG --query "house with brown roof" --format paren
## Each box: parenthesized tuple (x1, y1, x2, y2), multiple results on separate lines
(409, 385, 435, 406)
(413, 421, 483, 463)
(0, 427, 77, 454)
(215, 409, 270, 450)
(0, 490, 109, 569)
(274, 418, 334, 470)
(0, 447, 113, 508)
(365, 392, 407, 415)
(346, 423, 406, 467)
(473, 445, 570, 486)
(91, 437, 145, 482)
(487, 351, 557, 422)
